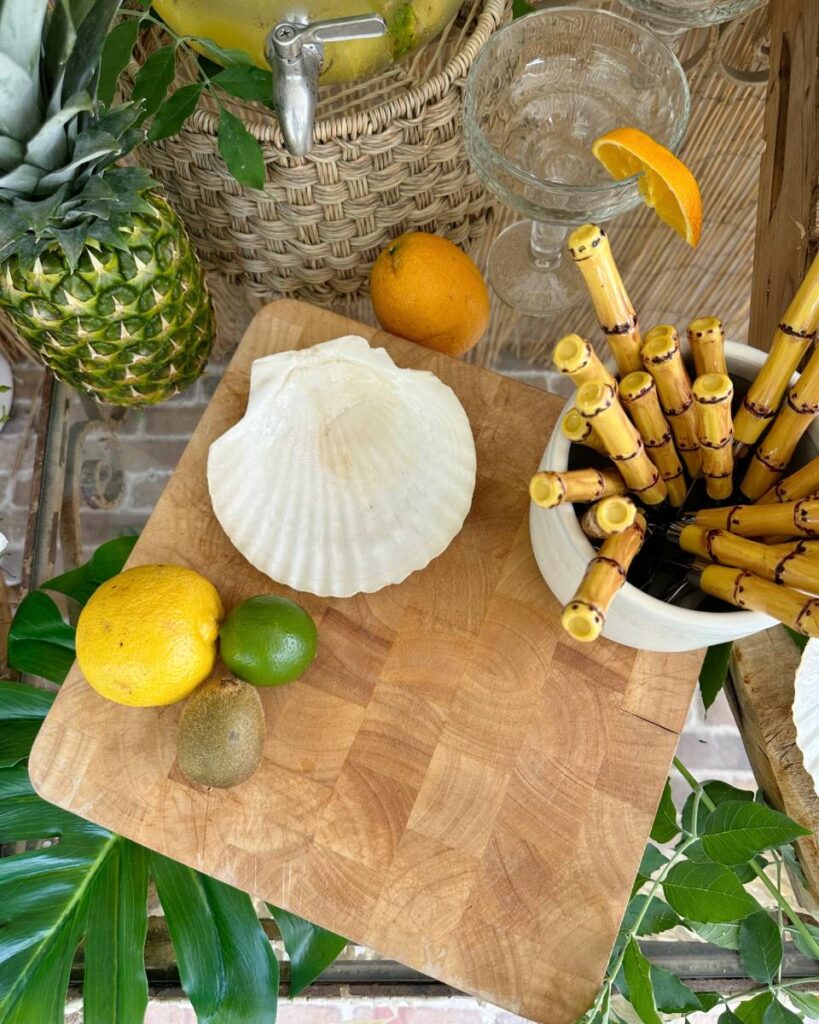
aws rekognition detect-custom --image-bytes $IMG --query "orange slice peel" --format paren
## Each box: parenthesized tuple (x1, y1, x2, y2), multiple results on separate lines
(592, 127, 702, 247)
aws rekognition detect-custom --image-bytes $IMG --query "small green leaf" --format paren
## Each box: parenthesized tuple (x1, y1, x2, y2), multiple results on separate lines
(147, 82, 203, 142)
(620, 895, 680, 937)
(650, 779, 679, 843)
(631, 845, 668, 896)
(217, 107, 265, 190)
(789, 992, 819, 1017)
(696, 992, 722, 1012)
(99, 18, 141, 107)
(720, 1012, 747, 1024)
(687, 920, 740, 949)
(682, 781, 753, 835)
(268, 905, 347, 997)
(511, 0, 533, 16)
(663, 861, 759, 922)
(7, 592, 76, 684)
(735, 993, 775, 1024)
(785, 626, 808, 653)
(621, 939, 661, 1024)
(650, 964, 709, 1014)
(700, 801, 811, 865)
(132, 45, 177, 120)
(789, 921, 819, 961)
(699, 642, 732, 710)
(197, 36, 254, 66)
(738, 911, 782, 983)
(763, 998, 803, 1024)
(43, 536, 138, 606)
(213, 65, 272, 103)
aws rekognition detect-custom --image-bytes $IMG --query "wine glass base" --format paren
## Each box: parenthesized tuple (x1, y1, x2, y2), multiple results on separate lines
(488, 222, 585, 318)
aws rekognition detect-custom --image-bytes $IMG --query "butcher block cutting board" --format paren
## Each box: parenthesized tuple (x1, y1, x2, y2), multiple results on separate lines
(30, 300, 700, 1023)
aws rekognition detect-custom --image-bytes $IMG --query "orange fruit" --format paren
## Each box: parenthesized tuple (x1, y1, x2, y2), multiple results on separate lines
(592, 127, 702, 247)
(370, 232, 491, 356)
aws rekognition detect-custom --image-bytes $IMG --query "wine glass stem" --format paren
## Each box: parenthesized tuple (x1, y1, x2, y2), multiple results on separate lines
(529, 222, 569, 272)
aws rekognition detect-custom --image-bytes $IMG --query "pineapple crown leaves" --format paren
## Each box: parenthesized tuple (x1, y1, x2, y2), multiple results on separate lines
(0, 0, 159, 268)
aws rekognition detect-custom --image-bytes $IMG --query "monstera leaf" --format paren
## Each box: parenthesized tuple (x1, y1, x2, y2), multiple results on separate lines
(0, 538, 348, 1021)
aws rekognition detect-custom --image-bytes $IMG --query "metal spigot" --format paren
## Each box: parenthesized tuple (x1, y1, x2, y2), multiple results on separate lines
(266, 13, 387, 157)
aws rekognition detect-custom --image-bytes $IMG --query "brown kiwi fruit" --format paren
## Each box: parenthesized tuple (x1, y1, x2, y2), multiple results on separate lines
(177, 671, 265, 788)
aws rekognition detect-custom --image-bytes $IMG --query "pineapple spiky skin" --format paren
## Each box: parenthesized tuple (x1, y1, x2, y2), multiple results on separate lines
(0, 194, 213, 406)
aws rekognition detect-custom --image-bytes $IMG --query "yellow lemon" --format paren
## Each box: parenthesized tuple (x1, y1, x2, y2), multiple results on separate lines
(76, 564, 224, 707)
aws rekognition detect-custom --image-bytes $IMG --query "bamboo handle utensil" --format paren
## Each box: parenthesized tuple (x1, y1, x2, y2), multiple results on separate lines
(733, 250, 819, 448)
(688, 498, 819, 537)
(741, 343, 819, 499)
(553, 333, 617, 390)
(568, 224, 642, 376)
(758, 454, 819, 504)
(580, 495, 638, 540)
(562, 513, 647, 642)
(693, 563, 819, 636)
(693, 372, 734, 501)
(673, 524, 819, 595)
(687, 317, 727, 376)
(561, 409, 608, 455)
(641, 325, 702, 478)
(529, 467, 626, 509)
(619, 371, 687, 507)
(576, 381, 668, 505)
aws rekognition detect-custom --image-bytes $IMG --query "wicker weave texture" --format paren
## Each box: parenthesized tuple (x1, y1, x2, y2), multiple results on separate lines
(129, 0, 507, 352)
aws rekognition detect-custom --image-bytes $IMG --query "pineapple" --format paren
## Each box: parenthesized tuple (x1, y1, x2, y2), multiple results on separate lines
(0, 0, 214, 406)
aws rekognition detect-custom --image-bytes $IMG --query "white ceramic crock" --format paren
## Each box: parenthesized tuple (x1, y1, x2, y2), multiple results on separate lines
(530, 340, 819, 652)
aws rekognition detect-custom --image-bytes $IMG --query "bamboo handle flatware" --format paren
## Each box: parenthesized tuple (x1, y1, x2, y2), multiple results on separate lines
(568, 224, 642, 376)
(619, 371, 687, 507)
(687, 317, 727, 376)
(553, 333, 617, 390)
(579, 495, 637, 540)
(757, 454, 819, 504)
(733, 250, 819, 449)
(641, 325, 702, 478)
(561, 409, 608, 455)
(576, 380, 668, 505)
(687, 498, 819, 537)
(529, 467, 626, 509)
(562, 513, 647, 642)
(693, 372, 734, 501)
(691, 563, 819, 637)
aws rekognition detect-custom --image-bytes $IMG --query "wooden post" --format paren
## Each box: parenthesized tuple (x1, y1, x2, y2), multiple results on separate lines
(748, 0, 819, 352)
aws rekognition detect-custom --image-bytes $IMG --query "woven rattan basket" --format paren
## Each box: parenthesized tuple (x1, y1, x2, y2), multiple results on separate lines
(127, 0, 508, 354)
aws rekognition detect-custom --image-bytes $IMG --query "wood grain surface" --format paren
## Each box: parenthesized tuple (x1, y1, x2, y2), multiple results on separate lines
(29, 300, 700, 1023)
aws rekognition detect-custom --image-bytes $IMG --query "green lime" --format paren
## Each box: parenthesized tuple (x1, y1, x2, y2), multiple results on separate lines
(219, 595, 317, 687)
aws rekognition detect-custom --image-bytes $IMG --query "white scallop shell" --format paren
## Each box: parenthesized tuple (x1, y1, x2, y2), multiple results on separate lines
(207, 335, 477, 597)
(793, 638, 819, 797)
(0, 350, 13, 435)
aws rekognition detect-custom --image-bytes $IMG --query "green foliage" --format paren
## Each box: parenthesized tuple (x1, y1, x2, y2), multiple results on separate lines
(0, 538, 349, 1021)
(698, 641, 733, 710)
(582, 757, 819, 1024)
(217, 107, 265, 190)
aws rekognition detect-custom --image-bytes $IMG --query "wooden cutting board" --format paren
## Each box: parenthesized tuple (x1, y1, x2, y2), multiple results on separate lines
(30, 300, 700, 1023)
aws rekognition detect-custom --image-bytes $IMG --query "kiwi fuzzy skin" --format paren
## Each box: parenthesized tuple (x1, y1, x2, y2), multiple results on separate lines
(177, 672, 265, 789)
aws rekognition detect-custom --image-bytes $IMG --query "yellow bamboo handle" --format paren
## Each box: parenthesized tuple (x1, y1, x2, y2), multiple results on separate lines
(766, 538, 819, 557)
(529, 467, 626, 509)
(561, 513, 647, 642)
(567, 224, 642, 376)
(619, 371, 687, 507)
(733, 250, 819, 447)
(561, 409, 608, 455)
(553, 334, 617, 389)
(693, 373, 734, 501)
(641, 325, 702, 478)
(687, 317, 727, 376)
(679, 525, 819, 595)
(576, 380, 668, 505)
(758, 454, 819, 504)
(698, 564, 819, 636)
(579, 495, 638, 540)
(692, 498, 819, 537)
(741, 344, 819, 499)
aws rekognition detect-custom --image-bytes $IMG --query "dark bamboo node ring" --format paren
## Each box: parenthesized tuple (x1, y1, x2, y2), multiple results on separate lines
(643, 347, 677, 365)
(774, 549, 801, 583)
(704, 468, 734, 479)
(731, 570, 753, 606)
(631, 473, 662, 494)
(645, 433, 673, 448)
(661, 468, 685, 482)
(611, 449, 642, 462)
(697, 392, 732, 405)
(700, 436, 733, 450)
(796, 600, 819, 633)
(753, 449, 787, 472)
(704, 529, 720, 561)
(602, 316, 637, 336)
(666, 397, 694, 416)
(780, 322, 815, 339)
(787, 394, 819, 414)
(590, 555, 626, 578)
(725, 505, 745, 528)
(742, 396, 775, 419)
(676, 441, 700, 452)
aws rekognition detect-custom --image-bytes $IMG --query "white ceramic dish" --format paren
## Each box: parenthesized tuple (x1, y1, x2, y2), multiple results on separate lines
(530, 340, 819, 652)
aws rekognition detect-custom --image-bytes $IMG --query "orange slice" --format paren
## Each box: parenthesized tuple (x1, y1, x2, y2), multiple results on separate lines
(592, 127, 702, 247)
